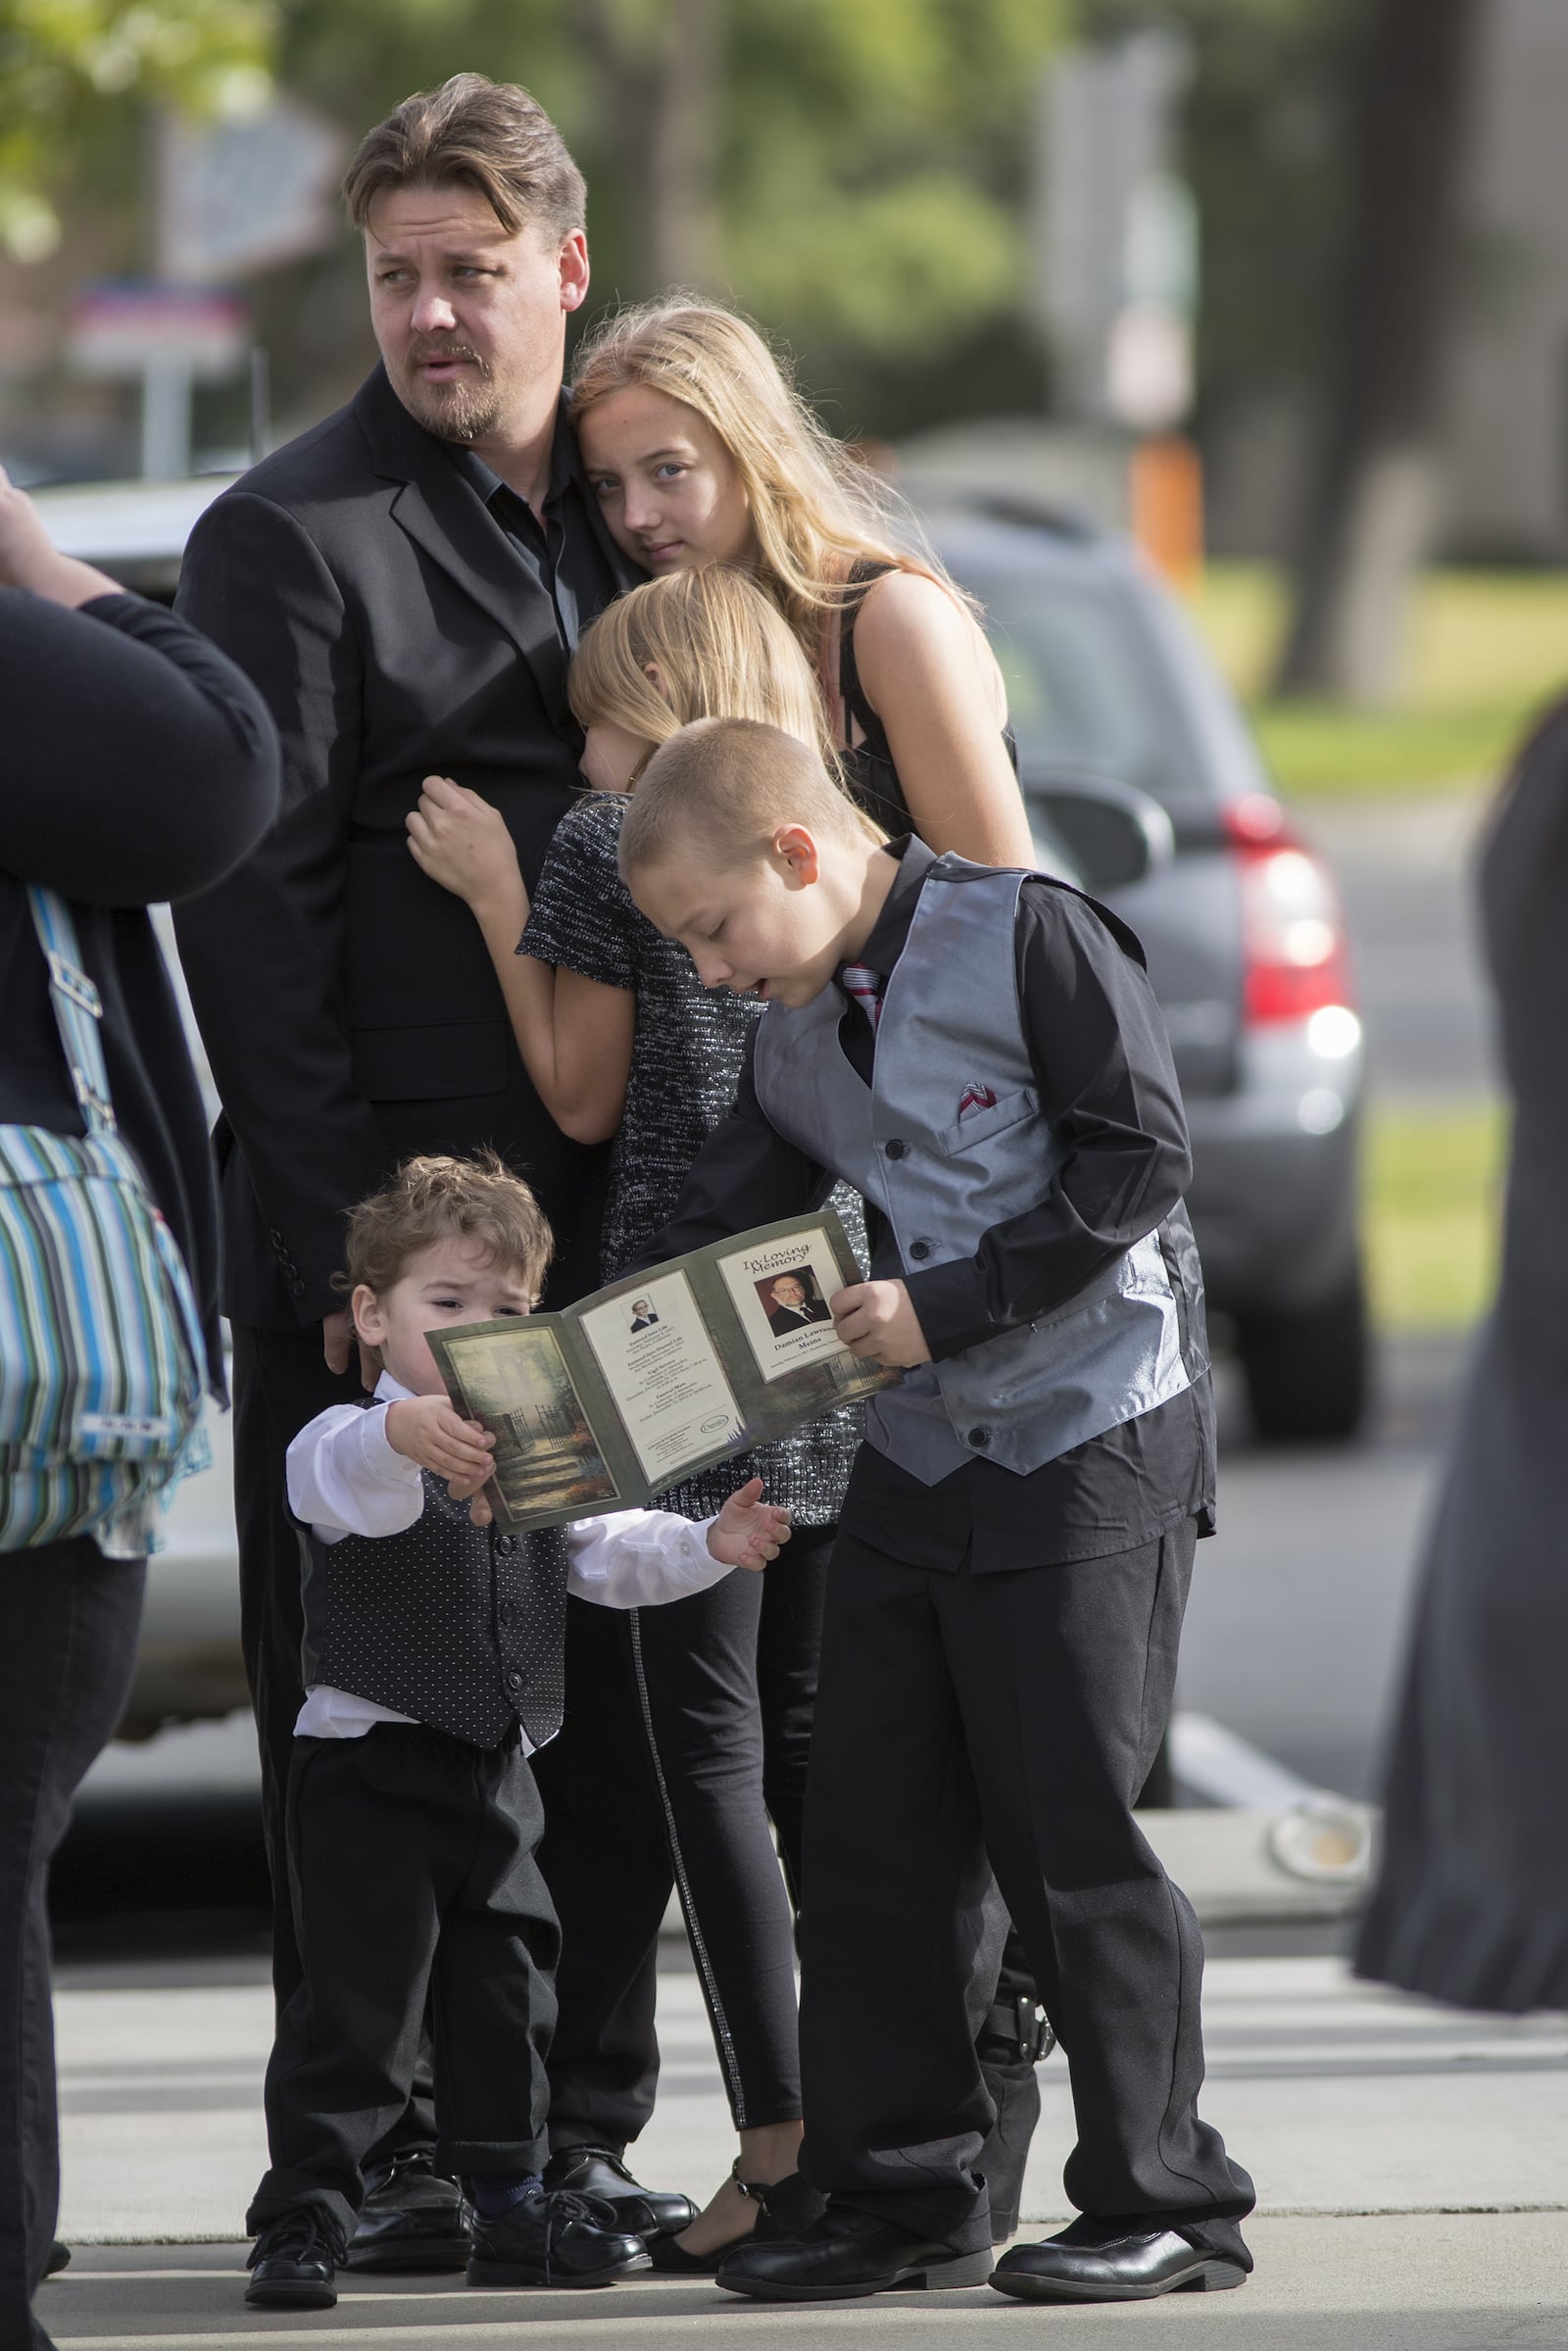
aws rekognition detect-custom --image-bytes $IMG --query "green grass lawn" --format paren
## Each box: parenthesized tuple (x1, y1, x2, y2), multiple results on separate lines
(1191, 563, 1568, 800)
(1363, 1100, 1507, 1333)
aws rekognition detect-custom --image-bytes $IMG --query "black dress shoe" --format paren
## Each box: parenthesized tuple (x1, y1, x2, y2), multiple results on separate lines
(347, 2146, 470, 2271)
(466, 2187, 651, 2287)
(543, 2144, 697, 2238)
(716, 2205, 994, 2301)
(990, 2216, 1250, 2302)
(43, 2241, 71, 2278)
(245, 2205, 347, 2310)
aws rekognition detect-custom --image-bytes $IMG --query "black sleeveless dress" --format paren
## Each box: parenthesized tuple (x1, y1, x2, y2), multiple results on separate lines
(836, 560, 1018, 833)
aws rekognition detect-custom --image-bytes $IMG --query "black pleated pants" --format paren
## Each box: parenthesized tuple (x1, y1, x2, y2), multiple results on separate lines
(228, 1321, 365, 2019)
(799, 1520, 1254, 2253)
(250, 1724, 559, 2242)
(0, 1540, 145, 2351)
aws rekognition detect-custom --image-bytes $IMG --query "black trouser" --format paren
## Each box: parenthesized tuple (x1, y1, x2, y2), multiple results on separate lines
(229, 1321, 363, 2015)
(799, 1522, 1254, 2254)
(0, 1539, 146, 2351)
(250, 1724, 558, 2243)
(535, 1528, 832, 2149)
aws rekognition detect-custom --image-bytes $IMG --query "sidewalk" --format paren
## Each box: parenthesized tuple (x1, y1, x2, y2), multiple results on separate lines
(42, 1953, 1568, 2349)
(38, 2216, 1568, 2351)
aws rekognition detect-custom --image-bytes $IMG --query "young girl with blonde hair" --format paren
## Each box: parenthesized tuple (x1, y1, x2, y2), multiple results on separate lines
(567, 300, 1034, 864)
(407, 563, 867, 2268)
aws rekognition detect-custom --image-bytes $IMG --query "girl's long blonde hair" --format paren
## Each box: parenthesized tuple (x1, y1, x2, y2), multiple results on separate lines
(569, 300, 965, 661)
(568, 567, 882, 838)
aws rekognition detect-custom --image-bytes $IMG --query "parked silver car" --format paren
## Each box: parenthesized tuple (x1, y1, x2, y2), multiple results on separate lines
(930, 501, 1366, 1445)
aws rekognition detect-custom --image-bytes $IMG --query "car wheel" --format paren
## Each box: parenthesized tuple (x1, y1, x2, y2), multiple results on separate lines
(1237, 1261, 1369, 1444)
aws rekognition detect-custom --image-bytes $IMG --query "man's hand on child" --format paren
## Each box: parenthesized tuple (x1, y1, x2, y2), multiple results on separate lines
(384, 1396, 496, 1493)
(831, 1279, 932, 1368)
(708, 1478, 793, 1573)
(406, 775, 528, 925)
(321, 1307, 379, 1392)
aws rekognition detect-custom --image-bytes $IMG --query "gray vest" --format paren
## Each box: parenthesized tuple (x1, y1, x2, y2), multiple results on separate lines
(750, 858, 1203, 1483)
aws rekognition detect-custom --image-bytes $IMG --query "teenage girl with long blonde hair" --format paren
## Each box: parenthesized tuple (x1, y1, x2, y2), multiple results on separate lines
(567, 299, 1034, 866)
(407, 565, 867, 2268)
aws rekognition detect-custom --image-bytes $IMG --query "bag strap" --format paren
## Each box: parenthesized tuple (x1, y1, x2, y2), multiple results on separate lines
(26, 887, 117, 1138)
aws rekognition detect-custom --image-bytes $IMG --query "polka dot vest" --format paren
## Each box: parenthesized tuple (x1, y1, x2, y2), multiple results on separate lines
(299, 1471, 569, 1749)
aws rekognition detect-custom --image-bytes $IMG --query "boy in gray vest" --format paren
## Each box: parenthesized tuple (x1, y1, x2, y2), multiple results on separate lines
(617, 718, 1254, 2307)
(244, 1151, 790, 2311)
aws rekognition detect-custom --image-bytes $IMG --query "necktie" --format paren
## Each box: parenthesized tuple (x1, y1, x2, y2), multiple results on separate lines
(840, 962, 884, 1031)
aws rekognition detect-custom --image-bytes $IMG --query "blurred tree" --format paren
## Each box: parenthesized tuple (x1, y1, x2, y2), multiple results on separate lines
(1079, 0, 1360, 447)
(1272, 0, 1486, 704)
(574, 0, 724, 290)
(0, 0, 276, 263)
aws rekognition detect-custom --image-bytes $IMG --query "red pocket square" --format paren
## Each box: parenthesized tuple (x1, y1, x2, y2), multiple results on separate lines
(956, 1083, 999, 1121)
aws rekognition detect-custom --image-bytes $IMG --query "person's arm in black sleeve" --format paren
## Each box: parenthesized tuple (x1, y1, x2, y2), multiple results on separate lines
(625, 1032, 838, 1272)
(904, 883, 1193, 1361)
(0, 588, 279, 904)
(170, 490, 389, 1329)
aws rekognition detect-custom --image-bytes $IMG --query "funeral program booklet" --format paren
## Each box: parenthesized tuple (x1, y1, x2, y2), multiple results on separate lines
(426, 1209, 898, 1532)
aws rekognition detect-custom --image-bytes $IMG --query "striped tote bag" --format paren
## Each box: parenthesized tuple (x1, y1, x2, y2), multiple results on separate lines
(0, 889, 208, 1555)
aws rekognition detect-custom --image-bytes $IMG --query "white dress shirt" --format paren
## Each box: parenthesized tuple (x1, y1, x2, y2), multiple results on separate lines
(288, 1371, 731, 1742)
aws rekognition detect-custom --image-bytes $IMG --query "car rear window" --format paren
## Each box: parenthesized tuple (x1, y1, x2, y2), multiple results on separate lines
(956, 563, 1200, 808)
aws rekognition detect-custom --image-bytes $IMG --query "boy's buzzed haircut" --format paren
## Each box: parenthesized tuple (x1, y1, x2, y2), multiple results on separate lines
(617, 716, 867, 881)
(340, 1149, 554, 1298)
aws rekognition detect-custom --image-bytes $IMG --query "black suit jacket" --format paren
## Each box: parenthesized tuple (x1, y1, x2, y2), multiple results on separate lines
(767, 1299, 831, 1337)
(172, 366, 640, 1330)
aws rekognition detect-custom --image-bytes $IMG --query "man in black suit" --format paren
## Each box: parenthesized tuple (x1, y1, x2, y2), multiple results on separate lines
(765, 1274, 832, 1338)
(172, 74, 665, 2268)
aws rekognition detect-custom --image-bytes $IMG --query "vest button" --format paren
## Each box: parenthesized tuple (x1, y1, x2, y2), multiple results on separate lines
(498, 1602, 514, 1625)
(885, 1138, 908, 1160)
(967, 1425, 992, 1449)
(505, 1669, 523, 1690)
(908, 1240, 932, 1261)
(496, 1534, 516, 1554)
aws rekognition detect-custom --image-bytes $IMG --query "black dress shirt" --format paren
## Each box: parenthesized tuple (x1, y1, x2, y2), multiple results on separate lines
(639, 838, 1215, 1571)
(443, 410, 618, 669)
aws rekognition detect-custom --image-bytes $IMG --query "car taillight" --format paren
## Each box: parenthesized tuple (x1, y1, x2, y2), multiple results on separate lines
(1223, 796, 1356, 1027)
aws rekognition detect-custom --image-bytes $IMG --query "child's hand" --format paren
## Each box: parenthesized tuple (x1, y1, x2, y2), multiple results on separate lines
(406, 776, 527, 922)
(831, 1279, 931, 1368)
(384, 1395, 496, 1492)
(708, 1477, 792, 1573)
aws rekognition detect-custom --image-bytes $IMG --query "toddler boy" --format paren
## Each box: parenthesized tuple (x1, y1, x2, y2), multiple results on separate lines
(244, 1151, 789, 2309)
(617, 718, 1254, 2306)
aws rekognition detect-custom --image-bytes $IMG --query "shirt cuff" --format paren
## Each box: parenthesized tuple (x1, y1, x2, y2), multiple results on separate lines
(903, 1254, 1000, 1361)
(357, 1402, 424, 1486)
